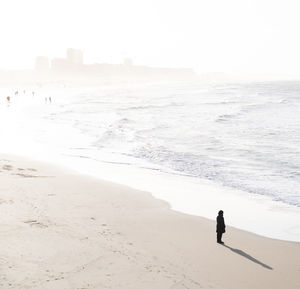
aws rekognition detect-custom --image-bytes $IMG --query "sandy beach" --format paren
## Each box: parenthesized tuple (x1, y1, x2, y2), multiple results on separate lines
(0, 154, 299, 289)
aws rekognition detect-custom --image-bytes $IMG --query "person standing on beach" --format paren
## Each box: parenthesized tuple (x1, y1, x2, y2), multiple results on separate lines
(216, 210, 225, 244)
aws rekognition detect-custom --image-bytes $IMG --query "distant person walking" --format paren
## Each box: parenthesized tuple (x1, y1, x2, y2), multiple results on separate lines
(216, 210, 226, 244)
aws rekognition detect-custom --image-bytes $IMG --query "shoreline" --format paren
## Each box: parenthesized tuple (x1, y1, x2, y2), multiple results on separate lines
(2, 150, 300, 242)
(30, 151, 300, 242)
(0, 153, 300, 288)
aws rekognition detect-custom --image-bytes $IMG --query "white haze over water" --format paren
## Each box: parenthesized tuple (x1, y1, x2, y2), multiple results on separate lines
(1, 81, 300, 241)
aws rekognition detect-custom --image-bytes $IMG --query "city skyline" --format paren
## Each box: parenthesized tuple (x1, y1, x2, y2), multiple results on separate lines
(0, 48, 195, 84)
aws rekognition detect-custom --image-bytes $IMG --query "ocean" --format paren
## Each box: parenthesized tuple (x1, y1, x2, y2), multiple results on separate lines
(1, 81, 300, 241)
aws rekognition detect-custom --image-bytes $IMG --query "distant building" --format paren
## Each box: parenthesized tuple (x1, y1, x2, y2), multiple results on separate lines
(123, 58, 133, 66)
(51, 58, 70, 71)
(35, 56, 49, 71)
(66, 48, 83, 65)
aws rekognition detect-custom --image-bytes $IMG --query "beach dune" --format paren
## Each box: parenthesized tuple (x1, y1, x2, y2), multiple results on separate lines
(0, 155, 299, 289)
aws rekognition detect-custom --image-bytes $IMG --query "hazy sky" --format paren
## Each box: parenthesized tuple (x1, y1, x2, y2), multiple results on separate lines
(0, 0, 300, 73)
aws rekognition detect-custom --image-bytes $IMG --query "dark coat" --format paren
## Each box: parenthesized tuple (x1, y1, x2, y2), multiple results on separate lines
(216, 215, 226, 233)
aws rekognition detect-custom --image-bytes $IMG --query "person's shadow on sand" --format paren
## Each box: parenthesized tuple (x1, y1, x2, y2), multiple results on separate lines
(223, 244, 273, 270)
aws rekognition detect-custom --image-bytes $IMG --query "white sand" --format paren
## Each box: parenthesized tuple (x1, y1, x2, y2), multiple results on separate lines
(0, 154, 299, 289)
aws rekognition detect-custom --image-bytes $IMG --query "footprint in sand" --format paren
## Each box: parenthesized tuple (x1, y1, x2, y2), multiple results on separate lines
(27, 168, 37, 172)
(0, 199, 14, 205)
(13, 173, 38, 178)
(2, 165, 13, 171)
(24, 220, 48, 228)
